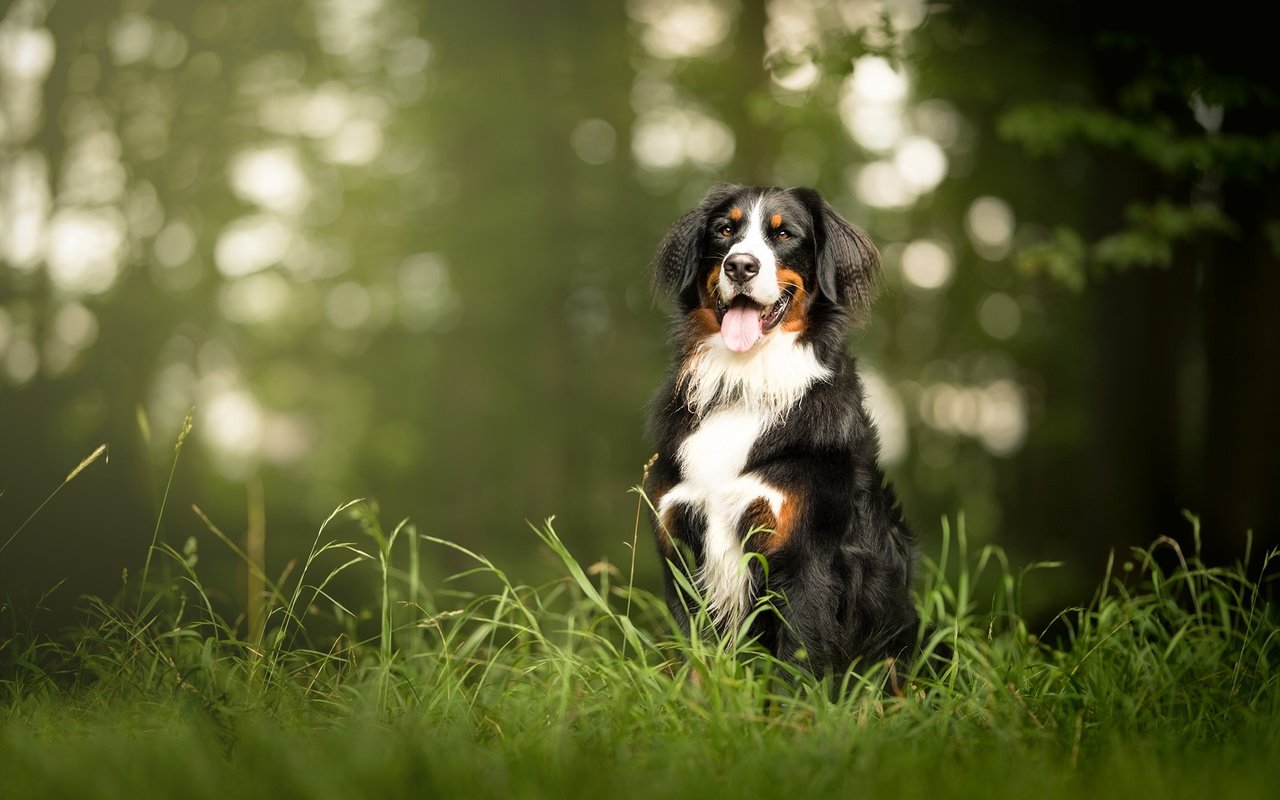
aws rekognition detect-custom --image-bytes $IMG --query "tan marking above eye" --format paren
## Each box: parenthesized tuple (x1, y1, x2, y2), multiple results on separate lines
(729, 208, 743, 221)
(770, 213, 783, 229)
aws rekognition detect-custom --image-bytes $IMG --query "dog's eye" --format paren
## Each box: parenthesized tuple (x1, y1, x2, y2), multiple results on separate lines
(719, 226, 733, 237)
(776, 229, 791, 240)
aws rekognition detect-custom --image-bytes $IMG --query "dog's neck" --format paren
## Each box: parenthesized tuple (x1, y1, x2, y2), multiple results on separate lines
(677, 331, 832, 423)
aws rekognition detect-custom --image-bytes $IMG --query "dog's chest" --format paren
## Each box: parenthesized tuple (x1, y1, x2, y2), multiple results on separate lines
(677, 408, 764, 491)
(664, 407, 781, 628)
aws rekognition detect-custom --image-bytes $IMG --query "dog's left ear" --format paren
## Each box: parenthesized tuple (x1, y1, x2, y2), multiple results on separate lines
(796, 188, 881, 318)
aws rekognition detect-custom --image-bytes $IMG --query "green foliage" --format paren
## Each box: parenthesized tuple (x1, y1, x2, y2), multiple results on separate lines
(1016, 226, 1089, 291)
(999, 99, 1272, 284)
(2, 497, 1277, 798)
(1017, 201, 1240, 286)
(998, 103, 1280, 177)
(992, 17, 1280, 291)
(1093, 201, 1238, 270)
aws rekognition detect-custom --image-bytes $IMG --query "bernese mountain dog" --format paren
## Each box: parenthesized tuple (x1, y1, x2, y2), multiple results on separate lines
(645, 183, 920, 678)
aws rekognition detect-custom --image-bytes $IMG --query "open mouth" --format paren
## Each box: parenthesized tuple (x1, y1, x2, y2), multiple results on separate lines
(714, 293, 792, 330)
(713, 289, 793, 352)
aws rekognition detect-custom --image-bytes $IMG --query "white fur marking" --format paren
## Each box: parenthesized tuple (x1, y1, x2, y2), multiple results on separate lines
(720, 197, 782, 305)
(680, 330, 832, 423)
(658, 407, 785, 630)
(662, 238, 830, 631)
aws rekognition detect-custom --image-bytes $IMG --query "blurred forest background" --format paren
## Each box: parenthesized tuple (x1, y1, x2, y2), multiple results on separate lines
(2, 0, 1278, 628)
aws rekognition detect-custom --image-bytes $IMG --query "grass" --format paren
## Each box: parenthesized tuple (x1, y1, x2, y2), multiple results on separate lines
(1, 444, 1277, 799)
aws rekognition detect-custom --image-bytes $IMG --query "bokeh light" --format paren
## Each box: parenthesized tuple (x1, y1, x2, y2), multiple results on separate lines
(0, 0, 1136, 619)
(967, 196, 1016, 260)
(571, 119, 618, 165)
(900, 238, 953, 290)
(631, 0, 734, 59)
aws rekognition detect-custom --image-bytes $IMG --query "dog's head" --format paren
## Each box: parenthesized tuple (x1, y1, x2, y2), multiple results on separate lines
(652, 184, 880, 353)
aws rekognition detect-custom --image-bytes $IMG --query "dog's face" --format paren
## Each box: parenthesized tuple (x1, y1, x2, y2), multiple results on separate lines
(703, 191, 815, 351)
(653, 184, 880, 353)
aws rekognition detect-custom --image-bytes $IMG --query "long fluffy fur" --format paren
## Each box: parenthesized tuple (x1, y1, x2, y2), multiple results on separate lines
(645, 184, 920, 678)
(678, 331, 832, 422)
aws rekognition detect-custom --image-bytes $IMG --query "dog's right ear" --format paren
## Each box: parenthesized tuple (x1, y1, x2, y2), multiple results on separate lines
(652, 183, 739, 302)
(652, 207, 704, 300)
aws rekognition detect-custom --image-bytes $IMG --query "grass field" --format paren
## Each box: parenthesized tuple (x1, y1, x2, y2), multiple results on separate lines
(2, 449, 1278, 798)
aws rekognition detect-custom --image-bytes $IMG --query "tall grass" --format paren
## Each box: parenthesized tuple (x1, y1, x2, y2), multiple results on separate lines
(1, 442, 1277, 798)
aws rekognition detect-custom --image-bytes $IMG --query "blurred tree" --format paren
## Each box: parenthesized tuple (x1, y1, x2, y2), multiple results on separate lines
(917, 1, 1280, 568)
(4, 0, 1275, 632)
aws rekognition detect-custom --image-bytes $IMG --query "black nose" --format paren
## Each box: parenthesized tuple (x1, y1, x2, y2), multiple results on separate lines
(723, 253, 760, 285)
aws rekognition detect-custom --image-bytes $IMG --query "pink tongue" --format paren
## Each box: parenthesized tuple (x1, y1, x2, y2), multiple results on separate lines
(721, 303, 763, 352)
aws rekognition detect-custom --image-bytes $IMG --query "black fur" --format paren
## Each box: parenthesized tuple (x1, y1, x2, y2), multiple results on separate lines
(645, 184, 920, 678)
(652, 183, 741, 305)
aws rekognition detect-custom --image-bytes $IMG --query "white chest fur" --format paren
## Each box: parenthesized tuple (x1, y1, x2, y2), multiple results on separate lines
(680, 330, 831, 420)
(659, 332, 830, 631)
(658, 406, 783, 630)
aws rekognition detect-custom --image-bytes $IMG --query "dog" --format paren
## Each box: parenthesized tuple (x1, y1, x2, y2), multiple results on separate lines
(645, 184, 920, 678)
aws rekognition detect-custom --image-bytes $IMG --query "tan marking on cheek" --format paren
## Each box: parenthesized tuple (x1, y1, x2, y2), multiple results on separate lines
(775, 267, 804, 287)
(687, 307, 719, 337)
(678, 308, 719, 364)
(782, 296, 809, 332)
(704, 266, 721, 305)
(691, 266, 722, 341)
(775, 266, 810, 333)
(729, 208, 743, 222)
